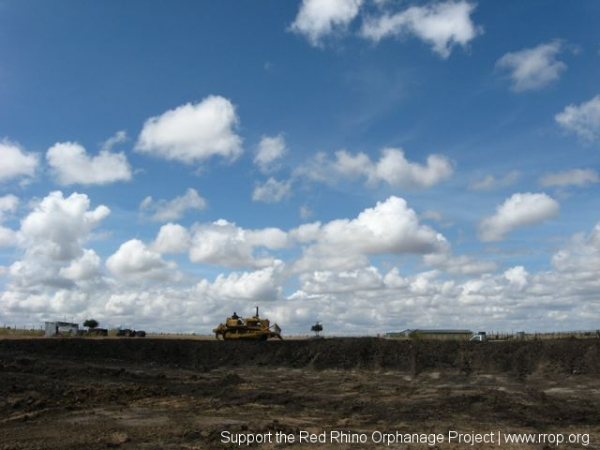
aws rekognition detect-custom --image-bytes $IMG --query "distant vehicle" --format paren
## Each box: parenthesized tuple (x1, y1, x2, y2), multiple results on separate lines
(213, 307, 282, 340)
(117, 328, 146, 337)
(86, 328, 108, 337)
(470, 331, 487, 342)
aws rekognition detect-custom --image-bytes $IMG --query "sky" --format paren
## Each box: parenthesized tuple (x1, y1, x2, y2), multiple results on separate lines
(0, 0, 599, 335)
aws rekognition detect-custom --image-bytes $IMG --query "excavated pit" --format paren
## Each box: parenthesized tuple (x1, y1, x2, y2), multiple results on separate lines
(1, 338, 600, 449)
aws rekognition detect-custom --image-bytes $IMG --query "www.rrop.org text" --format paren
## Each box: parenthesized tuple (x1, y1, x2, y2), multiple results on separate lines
(221, 430, 591, 446)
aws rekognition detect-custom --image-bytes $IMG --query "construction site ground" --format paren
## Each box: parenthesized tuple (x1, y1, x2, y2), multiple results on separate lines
(1, 338, 600, 449)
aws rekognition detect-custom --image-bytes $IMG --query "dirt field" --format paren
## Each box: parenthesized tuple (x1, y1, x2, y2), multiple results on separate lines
(1, 338, 600, 449)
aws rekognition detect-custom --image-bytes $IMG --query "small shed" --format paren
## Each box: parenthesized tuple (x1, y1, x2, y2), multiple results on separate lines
(385, 329, 413, 339)
(45, 321, 79, 337)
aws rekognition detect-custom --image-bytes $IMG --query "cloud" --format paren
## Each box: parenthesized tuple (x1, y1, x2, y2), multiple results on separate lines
(539, 168, 599, 188)
(286, 267, 464, 333)
(555, 95, 600, 143)
(0, 195, 18, 246)
(101, 130, 127, 152)
(4, 193, 600, 334)
(424, 252, 497, 275)
(106, 239, 175, 281)
(189, 219, 288, 269)
(289, 0, 364, 47)
(254, 134, 287, 173)
(1, 289, 92, 318)
(0, 139, 39, 182)
(291, 196, 447, 271)
(503, 265, 529, 290)
(159, 196, 446, 273)
(252, 178, 292, 203)
(59, 249, 101, 281)
(285, 221, 600, 332)
(7, 189, 600, 334)
(8, 191, 109, 290)
(0, 194, 19, 220)
(152, 223, 191, 254)
(135, 96, 242, 164)
(370, 148, 454, 188)
(469, 171, 520, 191)
(299, 266, 383, 294)
(6, 227, 600, 333)
(478, 192, 560, 242)
(551, 223, 600, 279)
(0, 227, 16, 247)
(196, 265, 283, 303)
(360, 1, 482, 58)
(140, 188, 207, 222)
(46, 142, 132, 185)
(496, 40, 567, 92)
(298, 148, 454, 189)
(19, 191, 110, 261)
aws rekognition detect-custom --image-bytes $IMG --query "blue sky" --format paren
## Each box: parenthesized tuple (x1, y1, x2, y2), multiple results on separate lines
(0, 0, 599, 334)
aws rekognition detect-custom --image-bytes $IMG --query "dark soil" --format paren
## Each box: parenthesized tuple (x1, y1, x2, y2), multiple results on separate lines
(1, 338, 599, 449)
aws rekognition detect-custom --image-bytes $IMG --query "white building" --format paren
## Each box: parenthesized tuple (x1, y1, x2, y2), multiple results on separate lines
(44, 321, 79, 337)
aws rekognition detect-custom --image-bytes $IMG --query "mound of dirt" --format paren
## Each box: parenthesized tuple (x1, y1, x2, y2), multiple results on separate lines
(1, 337, 600, 377)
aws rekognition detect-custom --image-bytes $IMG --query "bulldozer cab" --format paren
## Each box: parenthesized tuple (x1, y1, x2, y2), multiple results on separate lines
(226, 317, 243, 327)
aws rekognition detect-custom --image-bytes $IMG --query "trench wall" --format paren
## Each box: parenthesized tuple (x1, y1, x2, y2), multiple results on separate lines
(1, 337, 599, 376)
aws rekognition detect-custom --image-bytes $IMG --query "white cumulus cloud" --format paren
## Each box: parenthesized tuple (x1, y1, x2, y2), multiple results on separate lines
(478, 192, 560, 242)
(291, 196, 447, 271)
(135, 96, 242, 164)
(190, 220, 288, 269)
(299, 266, 383, 294)
(0, 139, 39, 182)
(496, 40, 567, 92)
(252, 178, 292, 203)
(140, 188, 207, 222)
(46, 142, 132, 185)
(360, 1, 482, 58)
(7, 191, 109, 291)
(19, 191, 110, 261)
(152, 223, 191, 254)
(555, 95, 600, 143)
(254, 134, 287, 173)
(8, 188, 600, 334)
(289, 0, 364, 47)
(551, 223, 600, 279)
(106, 239, 175, 281)
(196, 265, 283, 303)
(59, 249, 101, 281)
(299, 148, 454, 189)
(504, 265, 529, 290)
(370, 148, 454, 188)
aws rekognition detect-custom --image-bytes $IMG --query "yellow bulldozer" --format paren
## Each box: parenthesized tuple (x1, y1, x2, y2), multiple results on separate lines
(213, 307, 282, 340)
